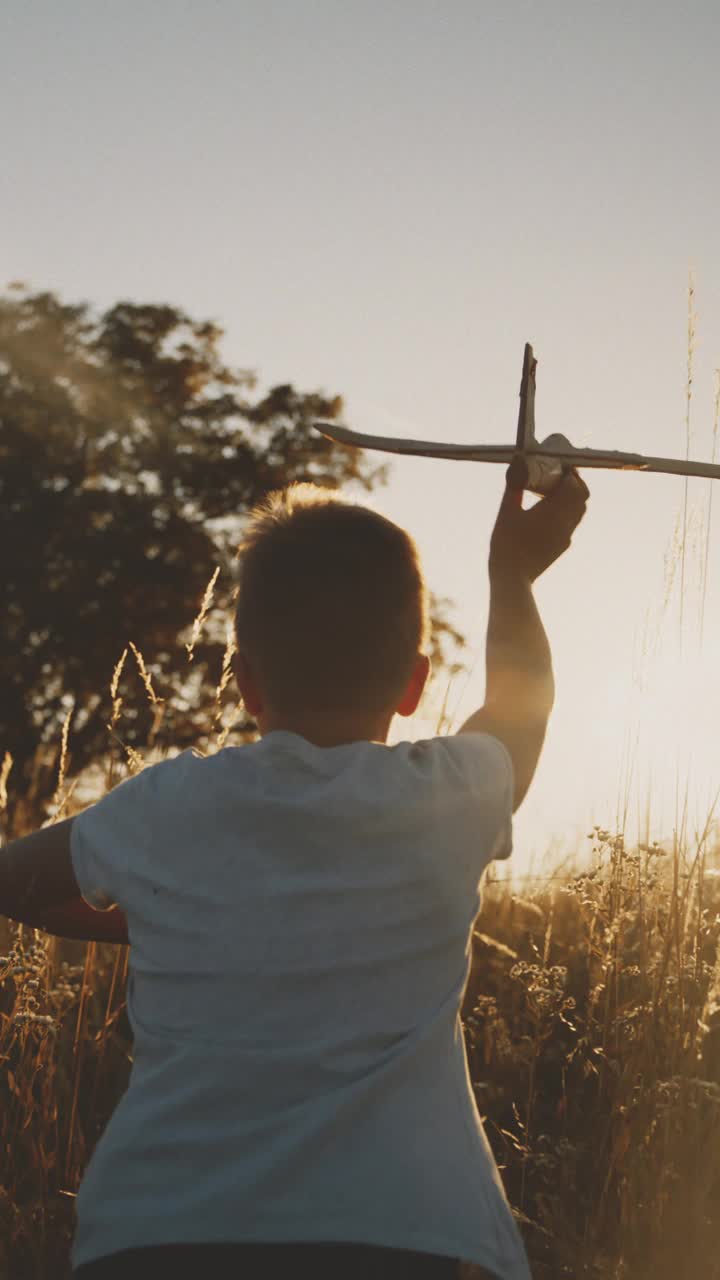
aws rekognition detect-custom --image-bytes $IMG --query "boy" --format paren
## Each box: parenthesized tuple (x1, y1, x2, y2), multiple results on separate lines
(0, 460, 588, 1279)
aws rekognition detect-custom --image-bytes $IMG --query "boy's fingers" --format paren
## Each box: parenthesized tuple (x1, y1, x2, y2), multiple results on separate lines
(549, 468, 590, 521)
(560, 464, 590, 501)
(498, 459, 589, 527)
(524, 468, 588, 544)
(506, 454, 529, 492)
(501, 454, 527, 508)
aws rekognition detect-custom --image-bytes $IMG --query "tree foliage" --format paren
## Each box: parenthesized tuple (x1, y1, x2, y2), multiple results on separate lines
(0, 287, 464, 829)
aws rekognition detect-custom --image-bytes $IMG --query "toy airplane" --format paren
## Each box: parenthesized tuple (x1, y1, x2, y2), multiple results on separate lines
(313, 343, 720, 495)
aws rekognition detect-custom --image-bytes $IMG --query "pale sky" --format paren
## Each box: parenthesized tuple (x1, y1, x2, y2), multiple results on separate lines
(3, 1, 720, 871)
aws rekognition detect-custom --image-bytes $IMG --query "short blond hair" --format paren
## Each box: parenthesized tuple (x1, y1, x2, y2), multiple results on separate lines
(234, 483, 429, 715)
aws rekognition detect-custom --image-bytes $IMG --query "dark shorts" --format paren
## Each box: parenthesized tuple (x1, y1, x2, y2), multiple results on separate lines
(72, 1242, 471, 1278)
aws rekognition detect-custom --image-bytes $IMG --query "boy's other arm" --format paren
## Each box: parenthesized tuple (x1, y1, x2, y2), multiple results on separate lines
(39, 898, 129, 944)
(0, 817, 129, 943)
(458, 463, 589, 811)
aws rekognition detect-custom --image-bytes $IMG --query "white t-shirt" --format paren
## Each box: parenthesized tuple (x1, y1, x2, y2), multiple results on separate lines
(69, 730, 530, 1280)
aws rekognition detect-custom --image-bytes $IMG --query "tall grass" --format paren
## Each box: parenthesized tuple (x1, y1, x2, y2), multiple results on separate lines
(2, 771, 718, 1277)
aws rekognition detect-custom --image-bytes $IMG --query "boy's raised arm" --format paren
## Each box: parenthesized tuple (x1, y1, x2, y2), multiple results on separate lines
(458, 461, 588, 811)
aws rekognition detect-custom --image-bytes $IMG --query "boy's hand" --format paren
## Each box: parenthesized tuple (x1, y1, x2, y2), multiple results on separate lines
(489, 456, 589, 584)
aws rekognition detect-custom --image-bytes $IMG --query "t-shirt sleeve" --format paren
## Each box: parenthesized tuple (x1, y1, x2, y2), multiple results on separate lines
(433, 732, 514, 864)
(70, 762, 163, 911)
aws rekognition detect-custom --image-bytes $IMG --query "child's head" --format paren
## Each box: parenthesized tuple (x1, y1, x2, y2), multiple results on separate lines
(232, 483, 430, 732)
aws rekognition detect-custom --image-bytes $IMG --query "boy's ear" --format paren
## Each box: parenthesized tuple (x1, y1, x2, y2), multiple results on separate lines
(396, 653, 431, 718)
(232, 650, 263, 717)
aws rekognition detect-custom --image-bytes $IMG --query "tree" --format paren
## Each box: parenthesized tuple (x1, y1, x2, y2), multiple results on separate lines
(0, 287, 464, 831)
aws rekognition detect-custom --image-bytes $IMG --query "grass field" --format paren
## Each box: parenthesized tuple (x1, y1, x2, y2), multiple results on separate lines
(2, 805, 719, 1278)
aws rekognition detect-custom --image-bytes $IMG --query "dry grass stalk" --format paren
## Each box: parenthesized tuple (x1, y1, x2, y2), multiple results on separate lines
(128, 642, 162, 706)
(185, 566, 220, 661)
(51, 778, 80, 823)
(0, 753, 13, 814)
(213, 622, 237, 717)
(51, 704, 74, 810)
(213, 621, 241, 749)
(700, 367, 720, 639)
(679, 269, 696, 648)
(121, 743, 145, 775)
(129, 642, 165, 747)
(106, 648, 128, 730)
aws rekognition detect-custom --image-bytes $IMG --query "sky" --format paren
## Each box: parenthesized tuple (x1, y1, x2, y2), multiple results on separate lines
(3, 1, 720, 872)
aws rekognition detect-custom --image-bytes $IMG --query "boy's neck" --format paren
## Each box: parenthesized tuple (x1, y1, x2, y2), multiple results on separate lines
(257, 710, 393, 748)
